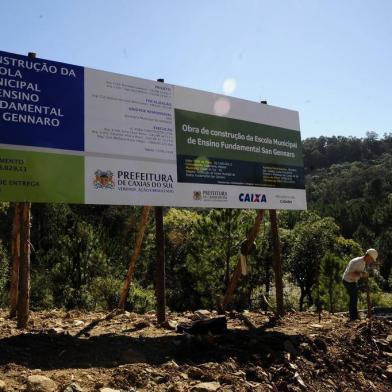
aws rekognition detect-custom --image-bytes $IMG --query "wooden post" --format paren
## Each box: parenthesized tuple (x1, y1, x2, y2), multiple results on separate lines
(155, 206, 166, 324)
(15, 52, 35, 328)
(221, 209, 265, 310)
(118, 206, 152, 310)
(154, 78, 166, 324)
(17, 202, 31, 328)
(9, 204, 22, 318)
(269, 209, 284, 317)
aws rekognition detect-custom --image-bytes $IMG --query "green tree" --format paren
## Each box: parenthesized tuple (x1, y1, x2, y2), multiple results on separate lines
(163, 208, 262, 310)
(187, 208, 253, 309)
(286, 213, 339, 310)
(236, 217, 271, 310)
(164, 208, 203, 310)
(319, 252, 345, 313)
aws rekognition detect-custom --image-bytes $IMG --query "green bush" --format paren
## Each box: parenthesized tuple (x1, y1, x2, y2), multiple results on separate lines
(30, 271, 54, 309)
(89, 276, 123, 310)
(372, 291, 392, 308)
(128, 283, 156, 313)
(357, 277, 384, 310)
(61, 286, 95, 310)
(283, 282, 301, 312)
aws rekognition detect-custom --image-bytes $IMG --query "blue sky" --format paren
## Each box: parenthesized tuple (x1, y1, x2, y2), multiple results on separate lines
(1, 0, 391, 140)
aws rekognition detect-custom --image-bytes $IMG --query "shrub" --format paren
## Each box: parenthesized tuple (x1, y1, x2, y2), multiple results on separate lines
(127, 283, 156, 313)
(30, 271, 54, 309)
(89, 276, 123, 310)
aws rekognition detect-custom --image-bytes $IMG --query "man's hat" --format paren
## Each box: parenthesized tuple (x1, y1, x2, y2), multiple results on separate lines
(366, 248, 378, 261)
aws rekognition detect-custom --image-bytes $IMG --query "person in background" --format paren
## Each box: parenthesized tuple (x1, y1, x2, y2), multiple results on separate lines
(342, 248, 378, 321)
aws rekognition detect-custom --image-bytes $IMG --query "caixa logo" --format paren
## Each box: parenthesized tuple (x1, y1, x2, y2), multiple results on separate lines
(239, 193, 267, 203)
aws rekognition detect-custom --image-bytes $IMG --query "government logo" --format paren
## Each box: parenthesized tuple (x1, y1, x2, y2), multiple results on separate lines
(93, 170, 115, 190)
(193, 191, 202, 200)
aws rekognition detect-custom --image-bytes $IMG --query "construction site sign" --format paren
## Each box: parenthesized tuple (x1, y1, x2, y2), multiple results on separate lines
(0, 50, 306, 209)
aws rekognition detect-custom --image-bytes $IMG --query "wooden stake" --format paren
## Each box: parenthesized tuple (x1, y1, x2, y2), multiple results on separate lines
(155, 206, 166, 324)
(9, 204, 22, 318)
(221, 209, 265, 310)
(366, 278, 372, 319)
(118, 206, 152, 310)
(17, 202, 31, 328)
(269, 209, 284, 317)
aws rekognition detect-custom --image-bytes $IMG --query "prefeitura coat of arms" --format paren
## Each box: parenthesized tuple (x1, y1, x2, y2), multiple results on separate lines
(94, 170, 115, 189)
(193, 190, 202, 200)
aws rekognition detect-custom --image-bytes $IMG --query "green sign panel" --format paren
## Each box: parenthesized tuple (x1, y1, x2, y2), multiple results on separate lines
(175, 109, 304, 189)
(0, 149, 84, 203)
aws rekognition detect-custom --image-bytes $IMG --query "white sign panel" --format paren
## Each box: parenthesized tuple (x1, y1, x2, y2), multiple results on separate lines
(0, 50, 306, 210)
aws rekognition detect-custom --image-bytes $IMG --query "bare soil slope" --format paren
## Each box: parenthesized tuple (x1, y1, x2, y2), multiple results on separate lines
(0, 309, 391, 391)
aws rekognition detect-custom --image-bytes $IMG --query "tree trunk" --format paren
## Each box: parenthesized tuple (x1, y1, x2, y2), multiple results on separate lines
(329, 286, 334, 313)
(265, 261, 271, 294)
(9, 204, 22, 318)
(17, 202, 31, 329)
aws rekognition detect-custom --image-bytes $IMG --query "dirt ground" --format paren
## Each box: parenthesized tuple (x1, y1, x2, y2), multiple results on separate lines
(0, 308, 391, 391)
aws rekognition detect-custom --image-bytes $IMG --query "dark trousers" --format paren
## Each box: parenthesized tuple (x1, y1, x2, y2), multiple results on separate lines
(343, 280, 358, 320)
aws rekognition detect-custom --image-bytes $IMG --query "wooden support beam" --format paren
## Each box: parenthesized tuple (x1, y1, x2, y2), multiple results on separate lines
(154, 77, 167, 325)
(9, 204, 22, 318)
(118, 206, 152, 310)
(155, 206, 166, 324)
(14, 52, 36, 328)
(269, 209, 284, 317)
(17, 202, 31, 328)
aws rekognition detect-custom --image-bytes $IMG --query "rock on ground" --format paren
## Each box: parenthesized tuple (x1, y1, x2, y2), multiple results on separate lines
(26, 375, 57, 392)
(191, 381, 221, 391)
(64, 382, 84, 392)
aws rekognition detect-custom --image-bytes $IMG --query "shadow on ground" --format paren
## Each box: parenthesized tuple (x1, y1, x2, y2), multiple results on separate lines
(0, 324, 303, 370)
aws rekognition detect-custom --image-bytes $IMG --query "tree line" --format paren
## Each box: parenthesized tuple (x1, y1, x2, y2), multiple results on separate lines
(303, 131, 392, 172)
(0, 132, 391, 313)
(305, 133, 392, 286)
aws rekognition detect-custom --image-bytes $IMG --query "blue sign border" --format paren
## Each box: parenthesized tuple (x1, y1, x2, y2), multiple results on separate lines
(0, 50, 84, 151)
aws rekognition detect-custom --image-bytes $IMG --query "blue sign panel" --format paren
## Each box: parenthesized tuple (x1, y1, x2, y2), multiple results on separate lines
(0, 51, 84, 151)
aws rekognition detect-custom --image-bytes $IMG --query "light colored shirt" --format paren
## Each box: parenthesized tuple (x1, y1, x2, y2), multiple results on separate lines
(342, 256, 366, 283)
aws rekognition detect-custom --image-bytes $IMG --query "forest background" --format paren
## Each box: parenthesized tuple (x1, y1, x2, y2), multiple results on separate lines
(1, 131, 392, 314)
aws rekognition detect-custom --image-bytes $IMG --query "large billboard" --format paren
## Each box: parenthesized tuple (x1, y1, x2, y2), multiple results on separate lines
(0, 50, 306, 209)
